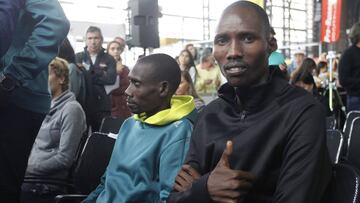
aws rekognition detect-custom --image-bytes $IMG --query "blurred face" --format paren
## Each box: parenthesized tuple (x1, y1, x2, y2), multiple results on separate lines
(294, 53, 305, 64)
(204, 55, 216, 68)
(176, 76, 190, 95)
(213, 6, 272, 88)
(125, 63, 162, 117)
(187, 45, 197, 59)
(108, 42, 122, 60)
(48, 67, 64, 97)
(320, 67, 327, 73)
(86, 31, 102, 54)
(178, 51, 191, 67)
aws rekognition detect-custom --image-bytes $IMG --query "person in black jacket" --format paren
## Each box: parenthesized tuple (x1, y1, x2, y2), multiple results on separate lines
(167, 1, 331, 203)
(339, 22, 360, 112)
(76, 26, 117, 132)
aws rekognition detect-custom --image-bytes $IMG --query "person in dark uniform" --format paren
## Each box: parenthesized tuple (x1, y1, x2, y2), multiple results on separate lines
(168, 1, 331, 203)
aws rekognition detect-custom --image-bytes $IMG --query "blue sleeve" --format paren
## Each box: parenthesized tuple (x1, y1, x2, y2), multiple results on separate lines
(0, 0, 24, 57)
(159, 121, 193, 202)
(2, 0, 70, 82)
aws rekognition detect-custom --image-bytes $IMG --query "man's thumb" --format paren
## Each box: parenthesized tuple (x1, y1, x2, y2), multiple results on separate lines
(217, 140, 233, 168)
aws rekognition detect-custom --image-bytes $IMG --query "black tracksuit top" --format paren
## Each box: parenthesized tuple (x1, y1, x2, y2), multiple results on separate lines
(168, 68, 332, 203)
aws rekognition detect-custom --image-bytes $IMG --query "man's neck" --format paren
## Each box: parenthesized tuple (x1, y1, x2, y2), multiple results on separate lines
(87, 47, 100, 56)
(88, 50, 98, 56)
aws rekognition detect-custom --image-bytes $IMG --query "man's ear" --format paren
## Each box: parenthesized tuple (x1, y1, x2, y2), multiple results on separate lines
(159, 81, 169, 97)
(268, 37, 278, 54)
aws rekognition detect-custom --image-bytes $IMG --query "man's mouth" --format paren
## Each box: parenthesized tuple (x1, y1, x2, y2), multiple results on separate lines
(226, 66, 247, 74)
(224, 62, 247, 75)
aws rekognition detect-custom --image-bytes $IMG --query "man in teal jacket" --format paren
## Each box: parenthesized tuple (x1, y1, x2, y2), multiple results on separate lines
(82, 53, 197, 203)
(0, 0, 70, 202)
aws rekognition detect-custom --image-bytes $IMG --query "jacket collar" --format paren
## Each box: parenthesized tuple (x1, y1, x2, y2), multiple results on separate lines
(218, 67, 288, 113)
(49, 90, 75, 115)
(133, 95, 195, 126)
(83, 47, 106, 64)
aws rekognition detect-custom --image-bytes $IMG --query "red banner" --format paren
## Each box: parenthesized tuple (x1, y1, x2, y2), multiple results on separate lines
(320, 0, 342, 43)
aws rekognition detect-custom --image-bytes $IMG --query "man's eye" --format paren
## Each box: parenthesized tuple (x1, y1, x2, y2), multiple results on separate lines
(243, 35, 255, 43)
(214, 37, 228, 45)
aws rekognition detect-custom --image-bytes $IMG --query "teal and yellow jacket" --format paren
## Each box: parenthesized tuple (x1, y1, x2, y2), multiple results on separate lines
(83, 95, 197, 203)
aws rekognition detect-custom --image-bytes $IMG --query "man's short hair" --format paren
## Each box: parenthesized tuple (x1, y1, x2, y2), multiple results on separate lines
(137, 54, 181, 95)
(349, 22, 360, 45)
(86, 26, 103, 40)
(226, 1, 271, 38)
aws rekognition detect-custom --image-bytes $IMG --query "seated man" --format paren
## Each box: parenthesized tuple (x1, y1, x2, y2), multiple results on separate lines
(82, 53, 197, 202)
(21, 57, 87, 202)
(168, 1, 331, 203)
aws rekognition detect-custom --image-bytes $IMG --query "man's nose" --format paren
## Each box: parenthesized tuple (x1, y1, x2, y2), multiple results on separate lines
(226, 40, 243, 60)
(124, 86, 131, 97)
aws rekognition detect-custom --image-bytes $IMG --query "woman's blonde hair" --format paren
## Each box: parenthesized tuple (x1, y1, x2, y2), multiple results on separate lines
(49, 57, 69, 91)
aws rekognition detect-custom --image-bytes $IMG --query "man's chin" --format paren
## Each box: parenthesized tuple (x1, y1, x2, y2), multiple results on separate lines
(227, 78, 246, 87)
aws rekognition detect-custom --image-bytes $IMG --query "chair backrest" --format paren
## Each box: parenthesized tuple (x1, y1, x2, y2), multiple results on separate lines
(54, 194, 87, 203)
(99, 116, 125, 134)
(325, 163, 360, 203)
(67, 131, 89, 180)
(347, 117, 360, 169)
(326, 116, 337, 130)
(343, 111, 360, 140)
(326, 129, 344, 164)
(73, 132, 116, 194)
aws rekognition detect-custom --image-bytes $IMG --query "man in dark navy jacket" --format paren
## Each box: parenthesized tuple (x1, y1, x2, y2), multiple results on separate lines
(0, 0, 70, 202)
(168, 1, 331, 203)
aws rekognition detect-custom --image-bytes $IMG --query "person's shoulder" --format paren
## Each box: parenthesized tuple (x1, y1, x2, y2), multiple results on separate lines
(172, 113, 196, 129)
(25, 0, 58, 7)
(279, 84, 325, 117)
(75, 51, 85, 59)
(68, 63, 77, 70)
(275, 81, 315, 106)
(63, 99, 84, 114)
(198, 97, 226, 116)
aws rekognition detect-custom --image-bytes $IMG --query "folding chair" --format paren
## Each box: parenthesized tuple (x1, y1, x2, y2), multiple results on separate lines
(326, 129, 343, 164)
(73, 132, 116, 194)
(326, 116, 337, 130)
(347, 117, 360, 170)
(339, 111, 360, 156)
(54, 132, 116, 203)
(343, 111, 360, 141)
(324, 163, 360, 203)
(99, 116, 125, 134)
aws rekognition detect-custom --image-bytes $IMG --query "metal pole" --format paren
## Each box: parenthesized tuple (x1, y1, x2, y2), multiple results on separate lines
(327, 48, 336, 112)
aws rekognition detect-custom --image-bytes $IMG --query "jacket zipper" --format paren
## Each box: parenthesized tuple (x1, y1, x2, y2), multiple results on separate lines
(240, 110, 247, 120)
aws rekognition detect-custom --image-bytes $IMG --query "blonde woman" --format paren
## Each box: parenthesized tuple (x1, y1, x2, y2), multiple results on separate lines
(21, 58, 86, 202)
